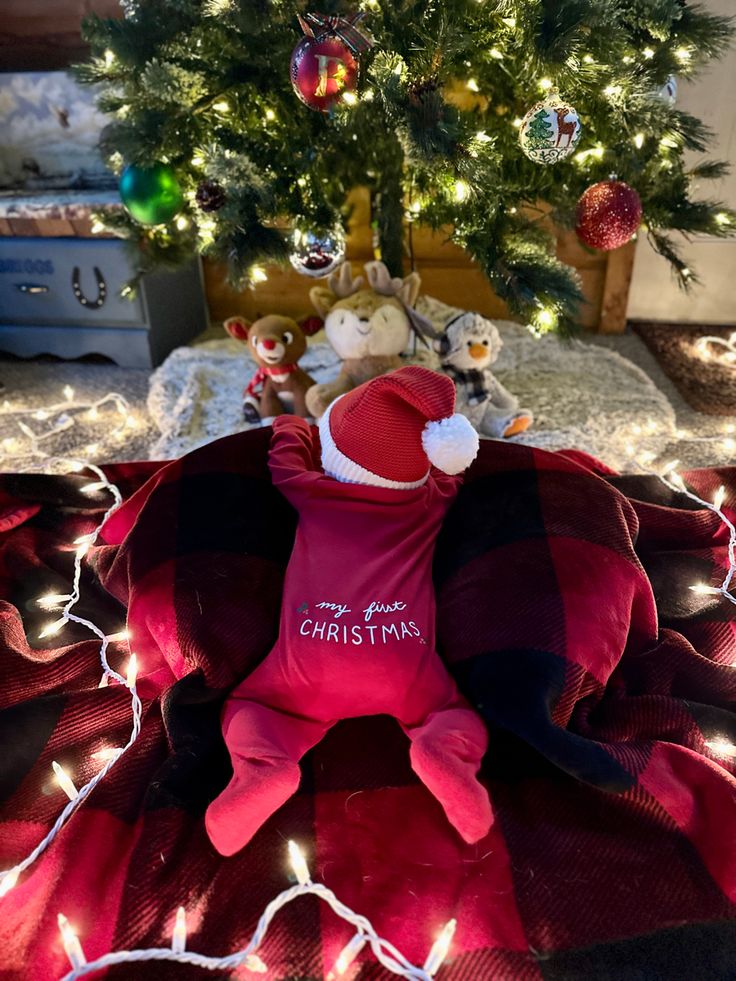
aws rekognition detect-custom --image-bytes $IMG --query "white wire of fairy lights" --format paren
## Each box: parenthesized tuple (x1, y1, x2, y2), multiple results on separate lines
(0, 385, 140, 469)
(695, 332, 736, 369)
(56, 841, 457, 980)
(0, 387, 142, 897)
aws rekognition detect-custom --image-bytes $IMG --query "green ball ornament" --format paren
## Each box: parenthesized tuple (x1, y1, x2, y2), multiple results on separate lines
(119, 163, 184, 225)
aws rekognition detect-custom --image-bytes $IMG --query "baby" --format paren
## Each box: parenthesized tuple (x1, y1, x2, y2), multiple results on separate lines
(206, 366, 493, 855)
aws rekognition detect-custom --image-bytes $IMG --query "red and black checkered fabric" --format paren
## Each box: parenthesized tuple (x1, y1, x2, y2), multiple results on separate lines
(0, 431, 734, 980)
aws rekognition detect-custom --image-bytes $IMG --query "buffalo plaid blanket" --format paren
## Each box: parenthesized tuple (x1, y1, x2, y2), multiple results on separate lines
(0, 429, 735, 980)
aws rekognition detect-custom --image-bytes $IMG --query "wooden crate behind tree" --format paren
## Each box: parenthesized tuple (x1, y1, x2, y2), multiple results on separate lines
(203, 187, 635, 333)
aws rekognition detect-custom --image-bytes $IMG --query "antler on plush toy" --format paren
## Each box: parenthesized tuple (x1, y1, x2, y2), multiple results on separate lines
(325, 262, 364, 298)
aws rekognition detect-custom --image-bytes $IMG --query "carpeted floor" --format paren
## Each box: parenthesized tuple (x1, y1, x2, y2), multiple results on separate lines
(633, 322, 736, 416)
(0, 321, 732, 472)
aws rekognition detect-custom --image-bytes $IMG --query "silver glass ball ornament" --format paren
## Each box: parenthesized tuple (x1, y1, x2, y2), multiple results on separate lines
(289, 226, 346, 278)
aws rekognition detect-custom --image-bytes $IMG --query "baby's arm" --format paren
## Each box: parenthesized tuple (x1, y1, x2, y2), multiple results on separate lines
(268, 416, 323, 505)
(428, 468, 464, 513)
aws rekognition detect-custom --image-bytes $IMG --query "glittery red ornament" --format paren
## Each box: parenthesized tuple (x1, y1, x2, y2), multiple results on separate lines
(575, 180, 642, 251)
(290, 35, 358, 112)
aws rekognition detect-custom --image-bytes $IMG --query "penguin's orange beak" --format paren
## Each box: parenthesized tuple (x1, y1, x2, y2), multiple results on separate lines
(469, 343, 487, 360)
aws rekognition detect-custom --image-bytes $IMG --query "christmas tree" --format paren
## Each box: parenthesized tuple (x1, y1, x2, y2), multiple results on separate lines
(525, 107, 555, 148)
(77, 0, 735, 333)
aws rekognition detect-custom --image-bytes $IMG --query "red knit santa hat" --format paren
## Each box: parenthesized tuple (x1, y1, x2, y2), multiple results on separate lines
(318, 366, 479, 488)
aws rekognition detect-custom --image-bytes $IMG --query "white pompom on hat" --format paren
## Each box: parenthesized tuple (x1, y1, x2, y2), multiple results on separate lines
(318, 365, 479, 489)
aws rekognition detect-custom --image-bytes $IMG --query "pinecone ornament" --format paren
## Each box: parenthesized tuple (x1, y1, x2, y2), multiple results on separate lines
(195, 181, 226, 213)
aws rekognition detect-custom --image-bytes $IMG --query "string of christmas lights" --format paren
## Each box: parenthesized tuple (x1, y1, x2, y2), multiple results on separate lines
(56, 841, 457, 980)
(695, 332, 736, 369)
(0, 387, 140, 470)
(0, 386, 732, 979)
(0, 394, 141, 901)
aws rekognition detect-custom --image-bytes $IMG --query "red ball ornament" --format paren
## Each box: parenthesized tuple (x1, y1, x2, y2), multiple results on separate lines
(290, 35, 358, 112)
(575, 180, 642, 251)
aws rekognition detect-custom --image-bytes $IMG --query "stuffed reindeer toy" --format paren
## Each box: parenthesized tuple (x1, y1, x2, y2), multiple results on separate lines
(436, 312, 533, 439)
(224, 314, 321, 424)
(306, 260, 431, 418)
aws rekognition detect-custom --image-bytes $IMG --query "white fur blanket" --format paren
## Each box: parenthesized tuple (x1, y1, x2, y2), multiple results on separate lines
(148, 295, 675, 469)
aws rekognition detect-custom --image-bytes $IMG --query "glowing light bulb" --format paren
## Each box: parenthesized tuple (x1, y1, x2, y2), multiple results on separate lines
(63, 386, 75, 401)
(489, 47, 503, 60)
(725, 424, 735, 435)
(213, 100, 230, 112)
(85, 444, 99, 456)
(52, 762, 79, 801)
(642, 46, 655, 59)
(245, 954, 268, 973)
(92, 746, 123, 762)
(633, 133, 644, 149)
(681, 267, 691, 279)
(58, 914, 87, 969)
(37, 593, 71, 610)
(39, 617, 67, 640)
(288, 840, 311, 885)
(501, 16, 516, 27)
(342, 91, 357, 105)
(675, 47, 691, 63)
(264, 108, 275, 121)
(715, 212, 730, 226)
(466, 78, 479, 92)
(104, 49, 115, 68)
(126, 414, 138, 428)
(76, 541, 91, 559)
(604, 84, 622, 97)
(705, 738, 736, 758)
(423, 919, 457, 976)
(475, 130, 492, 143)
(176, 216, 190, 231)
(81, 480, 108, 496)
(582, 54, 594, 64)
(454, 180, 469, 202)
(0, 870, 19, 898)
(534, 306, 557, 332)
(98, 673, 109, 688)
(126, 653, 138, 688)
(512, 117, 523, 128)
(251, 266, 268, 283)
(171, 906, 187, 953)
(328, 933, 367, 978)
(689, 583, 721, 596)
(539, 78, 553, 91)
(723, 437, 735, 453)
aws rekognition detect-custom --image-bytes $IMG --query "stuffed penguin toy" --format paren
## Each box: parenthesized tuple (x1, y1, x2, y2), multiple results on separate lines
(436, 312, 533, 439)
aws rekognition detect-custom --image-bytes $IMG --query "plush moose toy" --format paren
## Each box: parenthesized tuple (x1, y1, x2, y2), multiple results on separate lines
(205, 366, 493, 855)
(436, 311, 533, 438)
(305, 260, 431, 418)
(224, 314, 321, 424)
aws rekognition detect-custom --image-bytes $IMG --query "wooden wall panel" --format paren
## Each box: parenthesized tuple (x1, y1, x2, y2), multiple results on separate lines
(0, 0, 120, 70)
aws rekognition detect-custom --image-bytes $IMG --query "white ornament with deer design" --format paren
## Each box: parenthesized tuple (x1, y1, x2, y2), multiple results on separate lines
(519, 98, 582, 164)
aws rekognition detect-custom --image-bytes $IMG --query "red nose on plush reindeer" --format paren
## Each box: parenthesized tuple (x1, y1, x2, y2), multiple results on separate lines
(223, 313, 322, 425)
